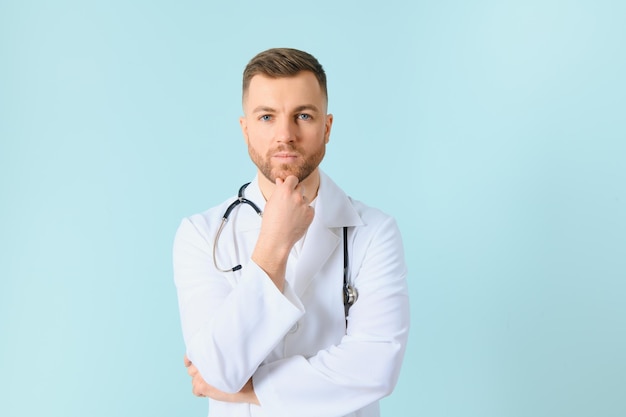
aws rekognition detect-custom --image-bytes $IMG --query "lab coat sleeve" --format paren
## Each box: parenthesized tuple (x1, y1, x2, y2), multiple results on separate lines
(173, 216, 305, 393)
(251, 216, 410, 417)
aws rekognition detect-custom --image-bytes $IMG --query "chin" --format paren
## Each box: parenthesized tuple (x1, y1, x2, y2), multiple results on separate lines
(264, 163, 316, 183)
(272, 167, 302, 181)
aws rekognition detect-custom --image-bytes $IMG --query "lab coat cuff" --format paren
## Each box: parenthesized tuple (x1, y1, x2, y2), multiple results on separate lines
(251, 361, 281, 417)
(247, 260, 305, 313)
(281, 280, 304, 312)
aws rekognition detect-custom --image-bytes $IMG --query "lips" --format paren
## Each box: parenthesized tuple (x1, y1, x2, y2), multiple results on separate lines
(273, 152, 299, 158)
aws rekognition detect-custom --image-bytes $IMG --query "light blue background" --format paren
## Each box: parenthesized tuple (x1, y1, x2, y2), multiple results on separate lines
(1, 1, 625, 416)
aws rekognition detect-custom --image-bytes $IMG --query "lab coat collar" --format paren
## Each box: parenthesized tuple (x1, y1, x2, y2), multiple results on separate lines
(235, 170, 363, 232)
(312, 170, 363, 229)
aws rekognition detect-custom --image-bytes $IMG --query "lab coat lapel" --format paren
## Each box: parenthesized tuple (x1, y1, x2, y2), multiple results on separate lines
(291, 171, 363, 298)
(292, 221, 340, 297)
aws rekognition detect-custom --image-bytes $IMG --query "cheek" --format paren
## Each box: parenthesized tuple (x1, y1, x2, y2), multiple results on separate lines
(248, 123, 275, 142)
(246, 133, 272, 157)
(315, 125, 330, 143)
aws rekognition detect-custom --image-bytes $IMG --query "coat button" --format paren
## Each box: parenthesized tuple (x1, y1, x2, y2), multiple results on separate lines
(288, 322, 299, 333)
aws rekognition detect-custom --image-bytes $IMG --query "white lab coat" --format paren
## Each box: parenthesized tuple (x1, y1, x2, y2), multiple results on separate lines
(173, 170, 410, 417)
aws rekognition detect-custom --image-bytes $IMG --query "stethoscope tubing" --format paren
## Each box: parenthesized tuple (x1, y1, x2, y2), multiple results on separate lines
(212, 183, 261, 273)
(213, 182, 358, 311)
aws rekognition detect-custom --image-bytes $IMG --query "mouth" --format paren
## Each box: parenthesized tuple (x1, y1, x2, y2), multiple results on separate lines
(272, 152, 299, 162)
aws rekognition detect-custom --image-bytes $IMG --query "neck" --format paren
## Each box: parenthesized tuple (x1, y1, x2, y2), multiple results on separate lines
(258, 169, 321, 202)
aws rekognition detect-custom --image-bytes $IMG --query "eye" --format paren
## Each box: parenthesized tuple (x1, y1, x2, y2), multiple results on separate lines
(260, 114, 272, 122)
(297, 113, 312, 121)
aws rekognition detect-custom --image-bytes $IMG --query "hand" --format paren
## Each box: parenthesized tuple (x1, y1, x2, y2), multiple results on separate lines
(252, 175, 314, 289)
(261, 175, 314, 251)
(184, 355, 259, 405)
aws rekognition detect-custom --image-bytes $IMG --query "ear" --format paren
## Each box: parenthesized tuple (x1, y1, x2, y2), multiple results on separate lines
(324, 114, 333, 144)
(239, 116, 249, 145)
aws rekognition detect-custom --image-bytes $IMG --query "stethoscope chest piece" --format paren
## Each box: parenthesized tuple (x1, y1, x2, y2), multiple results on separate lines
(344, 284, 358, 307)
(342, 226, 357, 315)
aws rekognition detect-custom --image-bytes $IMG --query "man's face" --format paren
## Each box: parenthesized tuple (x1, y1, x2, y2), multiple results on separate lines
(240, 71, 333, 183)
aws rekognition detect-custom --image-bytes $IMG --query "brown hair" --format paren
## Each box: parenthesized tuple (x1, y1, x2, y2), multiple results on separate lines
(242, 48, 327, 101)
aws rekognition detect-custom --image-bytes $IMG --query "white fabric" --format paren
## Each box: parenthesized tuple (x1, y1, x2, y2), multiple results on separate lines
(173, 171, 410, 417)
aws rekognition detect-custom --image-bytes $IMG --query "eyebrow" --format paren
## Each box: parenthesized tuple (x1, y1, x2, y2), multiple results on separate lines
(252, 104, 321, 114)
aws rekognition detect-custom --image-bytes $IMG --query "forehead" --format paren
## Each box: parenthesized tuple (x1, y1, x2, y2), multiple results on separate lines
(243, 71, 326, 110)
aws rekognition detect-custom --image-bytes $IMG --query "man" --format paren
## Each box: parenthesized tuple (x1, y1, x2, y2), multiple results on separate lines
(173, 47, 410, 417)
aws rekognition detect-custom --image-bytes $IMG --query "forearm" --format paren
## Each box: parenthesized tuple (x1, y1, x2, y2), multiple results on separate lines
(252, 321, 409, 416)
(183, 262, 304, 392)
(174, 216, 303, 392)
(251, 241, 290, 292)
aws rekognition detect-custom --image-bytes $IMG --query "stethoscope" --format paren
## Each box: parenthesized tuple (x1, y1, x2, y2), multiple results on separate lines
(212, 182, 358, 314)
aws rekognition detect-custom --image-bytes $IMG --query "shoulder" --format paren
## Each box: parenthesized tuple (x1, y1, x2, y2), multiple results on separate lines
(348, 197, 402, 247)
(349, 197, 394, 226)
(174, 195, 236, 245)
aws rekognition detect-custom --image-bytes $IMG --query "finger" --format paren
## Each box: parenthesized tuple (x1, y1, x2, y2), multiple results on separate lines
(184, 355, 191, 367)
(192, 378, 208, 397)
(187, 364, 198, 377)
(283, 175, 299, 189)
(192, 384, 203, 397)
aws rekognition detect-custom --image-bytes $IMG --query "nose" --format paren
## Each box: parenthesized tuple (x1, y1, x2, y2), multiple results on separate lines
(275, 116, 296, 143)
